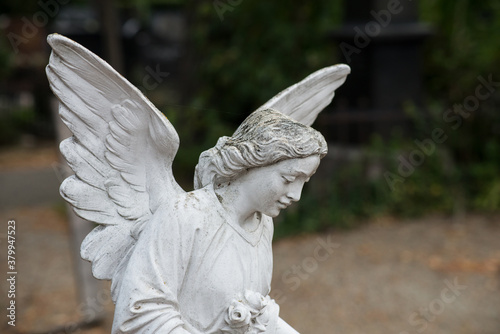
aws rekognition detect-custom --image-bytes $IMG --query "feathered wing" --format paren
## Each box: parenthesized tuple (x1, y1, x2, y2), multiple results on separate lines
(258, 64, 350, 126)
(46, 34, 184, 296)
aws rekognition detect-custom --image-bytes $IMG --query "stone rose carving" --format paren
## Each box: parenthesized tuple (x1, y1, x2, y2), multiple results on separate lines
(223, 291, 279, 334)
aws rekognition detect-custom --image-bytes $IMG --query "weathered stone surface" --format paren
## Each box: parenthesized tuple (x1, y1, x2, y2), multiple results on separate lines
(46, 33, 349, 334)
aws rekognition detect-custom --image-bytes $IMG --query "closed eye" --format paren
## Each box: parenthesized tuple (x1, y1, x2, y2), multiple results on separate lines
(282, 176, 295, 184)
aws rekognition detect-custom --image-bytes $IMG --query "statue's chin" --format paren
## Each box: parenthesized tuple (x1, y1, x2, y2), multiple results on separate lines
(263, 208, 281, 218)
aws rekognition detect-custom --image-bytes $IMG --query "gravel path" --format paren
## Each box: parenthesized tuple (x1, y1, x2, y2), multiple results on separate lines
(1, 205, 499, 334)
(272, 215, 500, 333)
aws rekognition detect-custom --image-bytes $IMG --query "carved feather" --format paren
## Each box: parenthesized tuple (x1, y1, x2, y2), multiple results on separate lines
(259, 64, 350, 126)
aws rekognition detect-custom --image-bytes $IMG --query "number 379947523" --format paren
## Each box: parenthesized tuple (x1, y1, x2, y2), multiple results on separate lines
(7, 220, 16, 270)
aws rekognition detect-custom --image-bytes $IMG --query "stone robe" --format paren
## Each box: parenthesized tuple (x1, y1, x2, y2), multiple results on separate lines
(112, 187, 274, 333)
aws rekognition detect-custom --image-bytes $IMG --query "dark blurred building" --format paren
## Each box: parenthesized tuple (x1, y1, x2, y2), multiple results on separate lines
(323, 0, 432, 144)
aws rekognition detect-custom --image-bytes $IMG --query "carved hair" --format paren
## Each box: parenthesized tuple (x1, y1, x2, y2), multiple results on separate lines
(194, 109, 327, 189)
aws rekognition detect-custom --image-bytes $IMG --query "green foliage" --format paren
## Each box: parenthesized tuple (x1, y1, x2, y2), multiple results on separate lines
(418, 0, 500, 213)
(0, 38, 14, 80)
(420, 0, 500, 99)
(0, 107, 37, 145)
(188, 1, 343, 126)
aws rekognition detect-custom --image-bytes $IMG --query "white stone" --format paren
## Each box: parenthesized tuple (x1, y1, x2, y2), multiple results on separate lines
(46, 33, 350, 334)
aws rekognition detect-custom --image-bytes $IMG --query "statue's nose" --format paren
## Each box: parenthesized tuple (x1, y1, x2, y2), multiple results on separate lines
(286, 182, 304, 202)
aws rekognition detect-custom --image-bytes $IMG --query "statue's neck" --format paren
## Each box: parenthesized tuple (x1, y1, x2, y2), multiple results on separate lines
(213, 182, 261, 233)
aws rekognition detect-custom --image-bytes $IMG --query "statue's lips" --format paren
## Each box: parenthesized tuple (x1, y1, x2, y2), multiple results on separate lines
(276, 201, 291, 209)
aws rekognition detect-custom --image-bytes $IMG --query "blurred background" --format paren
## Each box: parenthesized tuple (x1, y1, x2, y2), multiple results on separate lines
(0, 0, 499, 333)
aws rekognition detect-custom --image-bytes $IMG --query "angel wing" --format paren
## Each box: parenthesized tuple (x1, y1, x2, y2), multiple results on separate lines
(258, 64, 350, 126)
(46, 34, 184, 294)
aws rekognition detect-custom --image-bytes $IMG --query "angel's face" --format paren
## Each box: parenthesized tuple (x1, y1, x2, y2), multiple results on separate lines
(240, 155, 320, 217)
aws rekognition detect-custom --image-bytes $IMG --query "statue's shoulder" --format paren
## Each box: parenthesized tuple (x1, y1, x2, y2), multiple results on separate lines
(153, 186, 225, 232)
(175, 187, 220, 214)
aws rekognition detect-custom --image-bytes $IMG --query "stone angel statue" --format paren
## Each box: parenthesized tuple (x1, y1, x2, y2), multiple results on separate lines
(46, 34, 350, 334)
